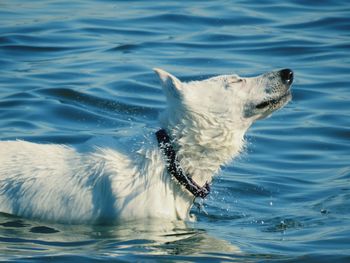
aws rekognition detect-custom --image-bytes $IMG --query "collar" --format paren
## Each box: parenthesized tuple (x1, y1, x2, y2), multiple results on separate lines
(155, 129, 210, 199)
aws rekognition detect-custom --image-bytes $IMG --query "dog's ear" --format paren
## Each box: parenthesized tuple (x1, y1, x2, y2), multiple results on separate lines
(153, 68, 182, 98)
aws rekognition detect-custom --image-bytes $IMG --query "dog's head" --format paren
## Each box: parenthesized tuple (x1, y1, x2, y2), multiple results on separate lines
(154, 68, 293, 126)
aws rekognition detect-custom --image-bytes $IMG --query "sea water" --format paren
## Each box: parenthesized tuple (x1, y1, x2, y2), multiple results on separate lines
(0, 0, 349, 262)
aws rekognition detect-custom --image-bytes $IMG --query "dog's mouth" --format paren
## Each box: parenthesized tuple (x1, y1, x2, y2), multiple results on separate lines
(255, 91, 292, 111)
(244, 91, 292, 119)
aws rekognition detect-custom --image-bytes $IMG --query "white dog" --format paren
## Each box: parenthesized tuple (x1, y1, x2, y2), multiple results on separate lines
(0, 68, 293, 224)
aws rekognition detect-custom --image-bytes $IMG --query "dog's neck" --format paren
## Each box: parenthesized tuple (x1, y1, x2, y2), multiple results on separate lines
(160, 109, 251, 186)
(156, 129, 210, 198)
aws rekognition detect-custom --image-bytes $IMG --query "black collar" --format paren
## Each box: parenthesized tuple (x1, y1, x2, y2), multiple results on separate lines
(156, 129, 210, 198)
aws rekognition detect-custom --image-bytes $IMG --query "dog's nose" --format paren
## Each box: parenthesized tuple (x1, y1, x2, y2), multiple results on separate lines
(280, 68, 293, 85)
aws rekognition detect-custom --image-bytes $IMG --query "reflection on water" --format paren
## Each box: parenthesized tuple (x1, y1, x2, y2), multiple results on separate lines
(0, 213, 240, 261)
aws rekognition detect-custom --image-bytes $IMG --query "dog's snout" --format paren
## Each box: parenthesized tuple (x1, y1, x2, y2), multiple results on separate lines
(280, 69, 293, 85)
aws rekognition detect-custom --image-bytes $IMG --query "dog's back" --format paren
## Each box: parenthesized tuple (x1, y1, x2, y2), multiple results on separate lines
(0, 140, 97, 222)
(0, 134, 191, 223)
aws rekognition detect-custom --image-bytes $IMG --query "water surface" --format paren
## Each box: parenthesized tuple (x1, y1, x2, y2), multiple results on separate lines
(0, 0, 349, 262)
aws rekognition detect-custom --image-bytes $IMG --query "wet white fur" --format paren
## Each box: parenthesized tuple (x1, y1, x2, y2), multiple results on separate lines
(0, 68, 289, 224)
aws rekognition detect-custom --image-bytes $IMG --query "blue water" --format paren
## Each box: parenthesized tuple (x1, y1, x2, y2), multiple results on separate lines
(0, 0, 349, 262)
